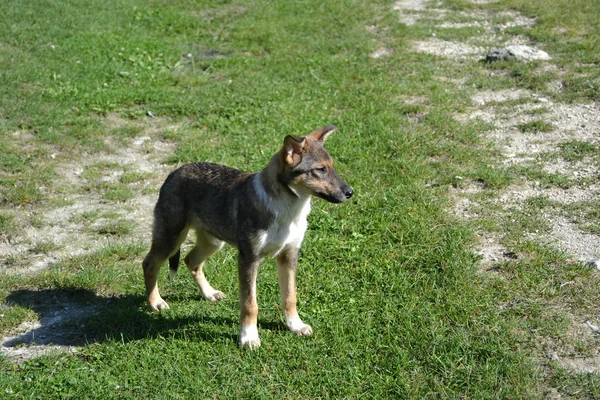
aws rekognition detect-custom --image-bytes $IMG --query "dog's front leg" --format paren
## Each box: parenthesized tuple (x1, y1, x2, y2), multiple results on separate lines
(238, 252, 261, 349)
(276, 248, 313, 337)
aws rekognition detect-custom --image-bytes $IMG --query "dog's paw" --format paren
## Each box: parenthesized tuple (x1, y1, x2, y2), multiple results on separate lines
(295, 324, 313, 336)
(203, 290, 226, 302)
(148, 297, 170, 312)
(286, 316, 313, 337)
(239, 325, 261, 350)
(240, 337, 261, 350)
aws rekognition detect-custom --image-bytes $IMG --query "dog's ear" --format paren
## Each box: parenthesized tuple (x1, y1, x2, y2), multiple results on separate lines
(282, 135, 307, 166)
(307, 125, 338, 142)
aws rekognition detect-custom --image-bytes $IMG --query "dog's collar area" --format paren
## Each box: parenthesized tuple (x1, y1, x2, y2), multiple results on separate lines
(277, 176, 300, 199)
(255, 171, 299, 202)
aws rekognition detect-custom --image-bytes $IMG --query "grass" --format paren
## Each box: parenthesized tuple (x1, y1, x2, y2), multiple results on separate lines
(562, 200, 600, 235)
(1, 0, 600, 398)
(120, 171, 150, 184)
(560, 140, 598, 162)
(95, 219, 133, 237)
(517, 119, 555, 133)
(0, 214, 16, 236)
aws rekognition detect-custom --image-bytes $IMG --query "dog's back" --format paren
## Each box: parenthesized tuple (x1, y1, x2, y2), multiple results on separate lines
(155, 162, 253, 243)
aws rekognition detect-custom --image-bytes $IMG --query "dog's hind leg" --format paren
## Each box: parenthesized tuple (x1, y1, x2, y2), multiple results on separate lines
(184, 230, 225, 302)
(168, 248, 181, 282)
(143, 227, 189, 311)
(276, 247, 312, 337)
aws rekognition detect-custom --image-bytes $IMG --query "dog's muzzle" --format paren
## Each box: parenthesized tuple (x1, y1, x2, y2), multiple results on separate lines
(317, 182, 354, 204)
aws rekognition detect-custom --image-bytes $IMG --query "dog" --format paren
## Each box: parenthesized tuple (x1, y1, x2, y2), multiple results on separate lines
(142, 125, 353, 349)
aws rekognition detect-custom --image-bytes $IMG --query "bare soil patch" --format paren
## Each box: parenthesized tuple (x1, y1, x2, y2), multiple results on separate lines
(471, 88, 531, 105)
(546, 217, 600, 262)
(370, 47, 394, 59)
(412, 39, 485, 60)
(0, 116, 180, 275)
(393, 0, 434, 26)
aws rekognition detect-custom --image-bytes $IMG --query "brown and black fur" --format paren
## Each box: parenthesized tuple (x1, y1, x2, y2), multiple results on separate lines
(142, 125, 353, 348)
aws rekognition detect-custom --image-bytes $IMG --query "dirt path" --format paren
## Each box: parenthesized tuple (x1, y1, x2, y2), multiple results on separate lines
(391, 0, 600, 380)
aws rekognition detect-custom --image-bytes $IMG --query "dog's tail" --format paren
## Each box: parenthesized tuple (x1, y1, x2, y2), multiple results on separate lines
(168, 248, 181, 282)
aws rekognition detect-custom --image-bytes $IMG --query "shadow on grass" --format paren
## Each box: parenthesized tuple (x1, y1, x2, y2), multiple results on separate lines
(2, 288, 283, 351)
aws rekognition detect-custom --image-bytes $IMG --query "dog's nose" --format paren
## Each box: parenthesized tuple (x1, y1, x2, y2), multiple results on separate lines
(344, 188, 354, 199)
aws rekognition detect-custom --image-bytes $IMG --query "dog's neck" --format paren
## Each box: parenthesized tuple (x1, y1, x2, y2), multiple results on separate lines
(254, 155, 310, 211)
(260, 154, 301, 199)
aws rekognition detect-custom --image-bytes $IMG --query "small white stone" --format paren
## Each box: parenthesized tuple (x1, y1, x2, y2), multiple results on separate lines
(586, 320, 600, 332)
(370, 47, 394, 59)
(585, 259, 600, 270)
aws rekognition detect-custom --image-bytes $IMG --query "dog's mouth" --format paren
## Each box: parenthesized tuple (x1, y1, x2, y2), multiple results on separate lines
(316, 192, 345, 203)
(315, 189, 353, 204)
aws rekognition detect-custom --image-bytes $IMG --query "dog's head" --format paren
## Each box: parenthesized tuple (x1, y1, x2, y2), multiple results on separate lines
(279, 125, 353, 203)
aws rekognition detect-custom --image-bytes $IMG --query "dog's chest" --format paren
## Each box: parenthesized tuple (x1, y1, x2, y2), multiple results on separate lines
(253, 199, 311, 258)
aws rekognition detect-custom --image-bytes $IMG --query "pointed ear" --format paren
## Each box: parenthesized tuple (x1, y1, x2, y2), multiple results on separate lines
(307, 125, 339, 142)
(282, 135, 307, 166)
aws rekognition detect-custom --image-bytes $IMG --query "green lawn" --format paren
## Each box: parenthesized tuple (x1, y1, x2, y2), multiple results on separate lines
(1, 0, 599, 398)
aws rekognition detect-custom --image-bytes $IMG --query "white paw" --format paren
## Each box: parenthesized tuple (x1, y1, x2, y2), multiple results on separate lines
(286, 316, 313, 336)
(204, 290, 226, 302)
(239, 325, 261, 349)
(148, 298, 170, 312)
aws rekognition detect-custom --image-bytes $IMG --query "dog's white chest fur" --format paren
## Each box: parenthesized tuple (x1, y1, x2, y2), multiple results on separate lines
(252, 175, 311, 258)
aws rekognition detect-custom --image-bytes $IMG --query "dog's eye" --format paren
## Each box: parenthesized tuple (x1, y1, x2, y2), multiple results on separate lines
(315, 167, 326, 174)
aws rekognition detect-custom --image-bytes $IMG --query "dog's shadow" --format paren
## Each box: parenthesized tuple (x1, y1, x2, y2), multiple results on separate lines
(2, 288, 284, 350)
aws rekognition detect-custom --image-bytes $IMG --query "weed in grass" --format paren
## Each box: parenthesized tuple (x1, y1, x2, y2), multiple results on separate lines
(559, 140, 597, 162)
(504, 204, 552, 237)
(524, 195, 552, 210)
(526, 106, 550, 116)
(512, 165, 572, 189)
(0, 181, 44, 206)
(0, 142, 30, 174)
(510, 64, 555, 92)
(141, 187, 157, 196)
(95, 219, 133, 237)
(562, 75, 600, 102)
(120, 171, 150, 184)
(0, 213, 16, 236)
(433, 26, 484, 42)
(28, 214, 47, 230)
(69, 210, 100, 225)
(562, 200, 600, 234)
(398, 103, 427, 119)
(472, 165, 514, 189)
(2, 254, 23, 269)
(30, 241, 60, 254)
(584, 225, 600, 235)
(82, 177, 135, 202)
(102, 183, 134, 202)
(517, 119, 554, 133)
(50, 198, 75, 208)
(110, 125, 143, 139)
(82, 162, 121, 181)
